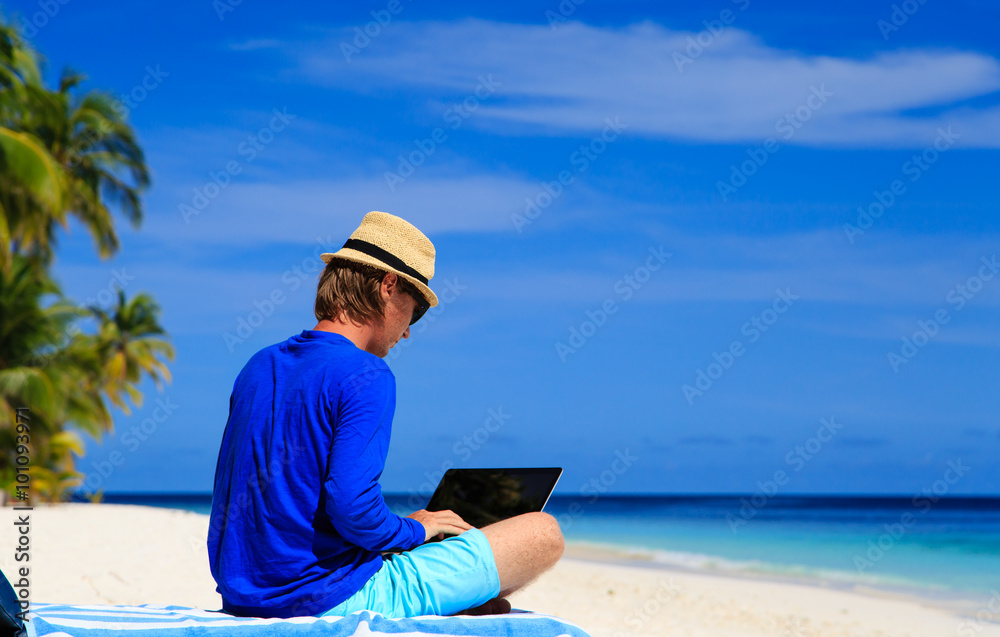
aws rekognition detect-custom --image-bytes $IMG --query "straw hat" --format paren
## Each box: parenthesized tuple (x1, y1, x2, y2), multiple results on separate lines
(320, 211, 438, 307)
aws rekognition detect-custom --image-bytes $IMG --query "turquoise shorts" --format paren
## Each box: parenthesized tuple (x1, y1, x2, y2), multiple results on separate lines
(319, 527, 502, 618)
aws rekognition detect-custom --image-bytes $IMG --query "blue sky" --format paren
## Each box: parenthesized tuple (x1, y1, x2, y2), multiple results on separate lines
(11, 0, 1000, 495)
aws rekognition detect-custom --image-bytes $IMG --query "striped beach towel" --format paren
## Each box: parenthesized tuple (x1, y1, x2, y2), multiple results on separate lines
(24, 604, 592, 637)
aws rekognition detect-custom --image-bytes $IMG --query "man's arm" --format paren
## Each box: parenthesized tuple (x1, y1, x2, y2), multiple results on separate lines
(323, 366, 425, 552)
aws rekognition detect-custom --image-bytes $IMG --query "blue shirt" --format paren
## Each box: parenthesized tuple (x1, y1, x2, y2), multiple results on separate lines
(207, 330, 426, 618)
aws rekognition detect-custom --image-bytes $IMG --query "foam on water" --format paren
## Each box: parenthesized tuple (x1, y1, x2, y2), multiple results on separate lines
(565, 538, 940, 592)
(90, 493, 1000, 598)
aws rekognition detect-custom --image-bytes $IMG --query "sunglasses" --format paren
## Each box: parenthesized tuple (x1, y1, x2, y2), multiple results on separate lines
(398, 279, 430, 325)
(409, 295, 429, 325)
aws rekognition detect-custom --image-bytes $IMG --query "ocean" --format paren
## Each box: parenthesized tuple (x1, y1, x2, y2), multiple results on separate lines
(91, 493, 1000, 599)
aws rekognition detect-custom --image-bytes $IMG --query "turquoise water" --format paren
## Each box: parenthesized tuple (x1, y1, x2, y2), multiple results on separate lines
(537, 496, 1000, 596)
(90, 493, 1000, 597)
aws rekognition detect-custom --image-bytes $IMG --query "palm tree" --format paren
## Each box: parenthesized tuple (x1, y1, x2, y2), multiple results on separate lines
(1, 19, 149, 268)
(0, 253, 104, 503)
(88, 289, 175, 415)
(27, 429, 85, 502)
(20, 70, 149, 260)
(0, 254, 174, 504)
(0, 22, 65, 272)
(0, 13, 171, 503)
(0, 125, 66, 269)
(0, 254, 78, 426)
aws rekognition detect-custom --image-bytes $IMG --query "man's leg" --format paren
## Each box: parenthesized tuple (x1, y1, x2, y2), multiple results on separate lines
(479, 511, 565, 599)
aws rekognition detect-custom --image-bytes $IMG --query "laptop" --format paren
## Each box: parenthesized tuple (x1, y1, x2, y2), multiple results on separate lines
(423, 467, 563, 541)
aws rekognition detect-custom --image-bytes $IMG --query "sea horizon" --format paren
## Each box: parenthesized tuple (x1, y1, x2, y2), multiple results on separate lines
(67, 491, 1000, 500)
(66, 492, 1000, 601)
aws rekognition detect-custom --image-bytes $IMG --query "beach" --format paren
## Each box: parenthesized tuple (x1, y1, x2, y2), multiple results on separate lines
(4, 503, 998, 637)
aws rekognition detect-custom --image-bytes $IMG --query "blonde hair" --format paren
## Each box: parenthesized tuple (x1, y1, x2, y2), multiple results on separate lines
(314, 258, 422, 325)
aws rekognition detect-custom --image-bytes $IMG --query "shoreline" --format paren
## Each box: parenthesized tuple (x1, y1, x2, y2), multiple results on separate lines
(561, 541, 1000, 625)
(3, 503, 999, 637)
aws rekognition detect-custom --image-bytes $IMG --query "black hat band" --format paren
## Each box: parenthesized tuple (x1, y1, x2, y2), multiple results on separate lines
(342, 238, 430, 286)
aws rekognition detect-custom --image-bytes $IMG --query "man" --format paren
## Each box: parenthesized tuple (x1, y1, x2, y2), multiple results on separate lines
(207, 211, 564, 619)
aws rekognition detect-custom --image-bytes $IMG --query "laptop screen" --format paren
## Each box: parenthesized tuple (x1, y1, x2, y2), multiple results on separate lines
(426, 467, 563, 529)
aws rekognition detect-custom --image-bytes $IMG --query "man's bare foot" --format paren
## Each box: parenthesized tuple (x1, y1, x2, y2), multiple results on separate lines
(455, 597, 512, 616)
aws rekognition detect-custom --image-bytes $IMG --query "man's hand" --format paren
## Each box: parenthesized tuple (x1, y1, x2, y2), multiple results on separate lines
(407, 509, 473, 543)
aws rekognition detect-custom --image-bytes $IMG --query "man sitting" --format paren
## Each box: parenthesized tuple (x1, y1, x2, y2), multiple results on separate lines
(207, 211, 564, 618)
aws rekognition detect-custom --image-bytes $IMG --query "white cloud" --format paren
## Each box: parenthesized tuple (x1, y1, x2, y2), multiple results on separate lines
(295, 18, 1000, 147)
(456, 230, 1000, 308)
(55, 220, 1000, 355)
(142, 173, 548, 244)
(227, 38, 283, 51)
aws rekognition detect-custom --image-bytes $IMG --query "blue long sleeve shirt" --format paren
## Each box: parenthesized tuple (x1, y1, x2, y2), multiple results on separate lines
(207, 330, 426, 618)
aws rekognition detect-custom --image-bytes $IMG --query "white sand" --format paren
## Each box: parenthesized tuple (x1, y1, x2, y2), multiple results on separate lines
(2, 504, 997, 637)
